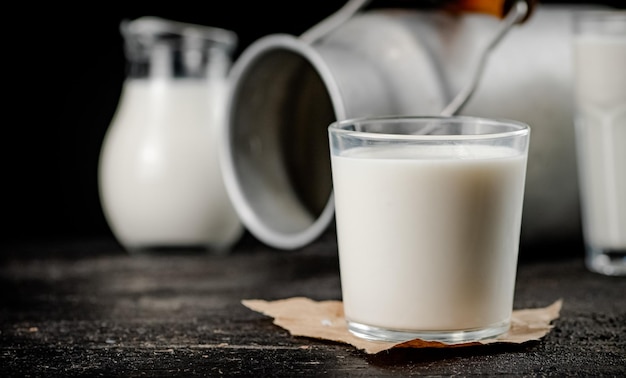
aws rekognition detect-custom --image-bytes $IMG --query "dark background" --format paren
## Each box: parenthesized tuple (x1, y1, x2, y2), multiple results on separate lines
(5, 1, 624, 248)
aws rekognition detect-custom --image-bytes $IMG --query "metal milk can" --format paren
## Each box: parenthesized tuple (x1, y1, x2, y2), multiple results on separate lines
(220, 1, 608, 250)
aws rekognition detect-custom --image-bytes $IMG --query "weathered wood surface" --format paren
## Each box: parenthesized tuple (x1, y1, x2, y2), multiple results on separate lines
(1, 232, 624, 376)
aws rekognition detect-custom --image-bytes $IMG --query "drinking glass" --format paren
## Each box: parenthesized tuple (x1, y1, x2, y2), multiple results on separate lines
(572, 10, 626, 276)
(328, 116, 530, 342)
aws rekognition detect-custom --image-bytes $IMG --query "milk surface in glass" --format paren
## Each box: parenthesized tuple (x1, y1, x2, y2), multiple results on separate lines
(573, 28, 626, 261)
(331, 144, 527, 336)
(99, 79, 242, 251)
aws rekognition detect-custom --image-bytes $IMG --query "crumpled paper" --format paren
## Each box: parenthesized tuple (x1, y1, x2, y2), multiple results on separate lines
(242, 297, 563, 354)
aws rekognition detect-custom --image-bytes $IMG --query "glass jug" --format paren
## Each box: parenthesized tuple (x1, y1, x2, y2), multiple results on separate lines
(98, 17, 243, 254)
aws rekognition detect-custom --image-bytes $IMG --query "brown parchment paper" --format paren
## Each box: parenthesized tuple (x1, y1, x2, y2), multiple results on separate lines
(241, 297, 563, 354)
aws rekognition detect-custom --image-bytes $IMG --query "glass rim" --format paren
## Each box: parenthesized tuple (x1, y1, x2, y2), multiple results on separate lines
(573, 9, 626, 32)
(573, 9, 626, 20)
(121, 16, 238, 49)
(328, 115, 530, 141)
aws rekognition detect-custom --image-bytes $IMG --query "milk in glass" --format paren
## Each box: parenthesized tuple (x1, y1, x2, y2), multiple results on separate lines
(331, 144, 527, 334)
(573, 32, 626, 259)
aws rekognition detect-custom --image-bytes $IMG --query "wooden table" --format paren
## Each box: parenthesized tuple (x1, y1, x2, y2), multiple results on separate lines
(1, 231, 624, 376)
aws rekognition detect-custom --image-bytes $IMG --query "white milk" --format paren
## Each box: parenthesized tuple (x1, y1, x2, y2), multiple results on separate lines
(573, 35, 626, 250)
(331, 145, 527, 332)
(99, 79, 242, 251)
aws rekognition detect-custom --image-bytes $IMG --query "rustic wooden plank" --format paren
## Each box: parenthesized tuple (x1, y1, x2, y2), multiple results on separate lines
(1, 234, 625, 376)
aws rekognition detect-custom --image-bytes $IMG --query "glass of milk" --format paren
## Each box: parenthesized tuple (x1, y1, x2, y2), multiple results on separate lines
(328, 116, 530, 343)
(572, 11, 626, 276)
(98, 17, 243, 254)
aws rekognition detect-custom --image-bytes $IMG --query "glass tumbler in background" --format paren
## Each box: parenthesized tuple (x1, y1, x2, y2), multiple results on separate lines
(572, 11, 626, 276)
(328, 116, 530, 343)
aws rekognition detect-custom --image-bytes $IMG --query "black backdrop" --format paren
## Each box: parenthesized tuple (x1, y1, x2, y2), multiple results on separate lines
(5, 1, 623, 246)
